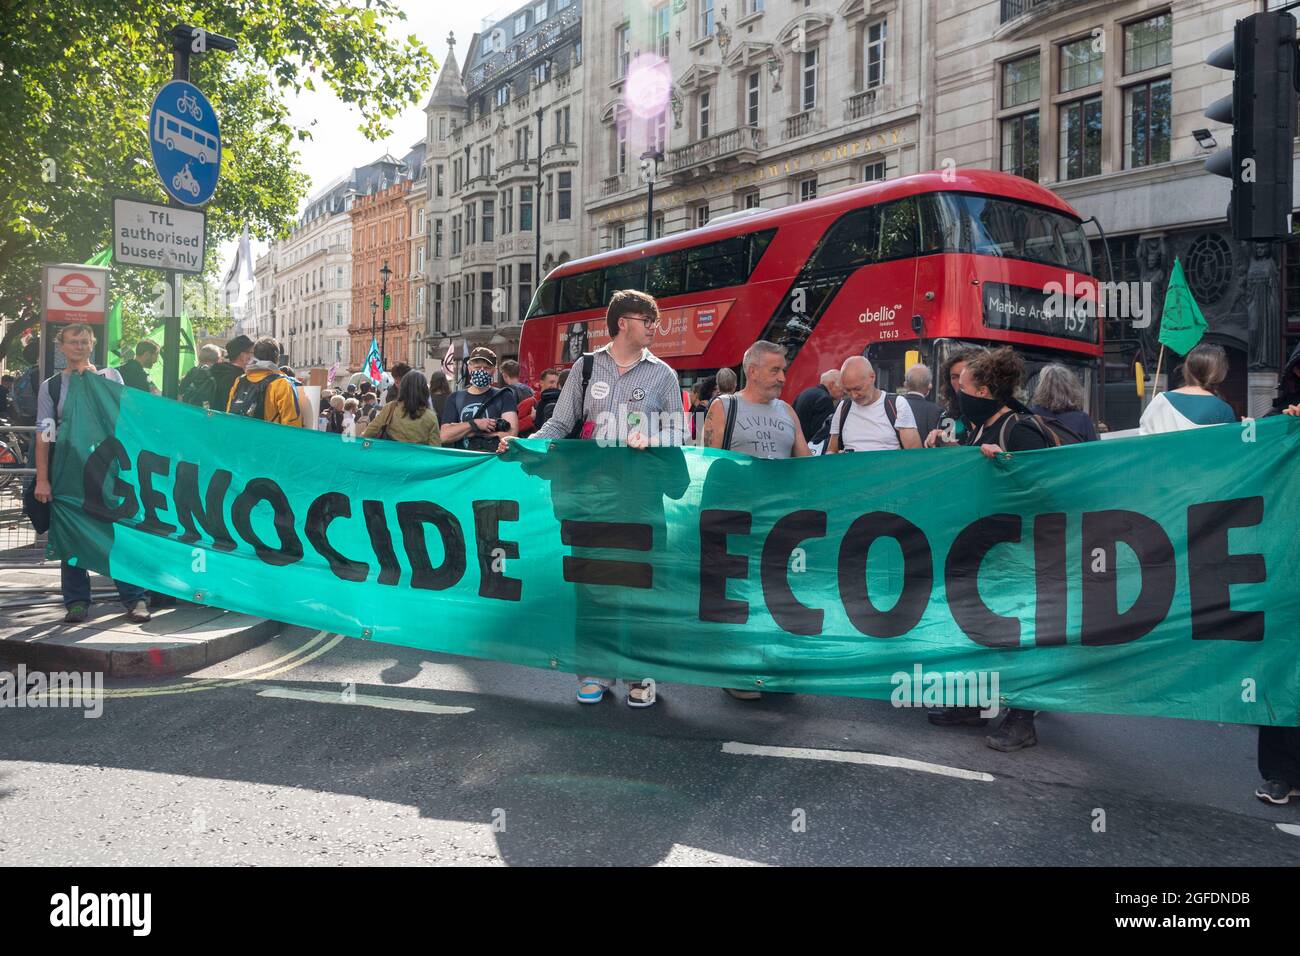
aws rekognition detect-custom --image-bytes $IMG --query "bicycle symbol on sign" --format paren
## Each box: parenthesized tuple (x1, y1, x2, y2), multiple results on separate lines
(177, 91, 202, 122)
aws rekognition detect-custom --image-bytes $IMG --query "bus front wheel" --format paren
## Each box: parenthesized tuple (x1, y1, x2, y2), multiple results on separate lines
(165, 138, 174, 151)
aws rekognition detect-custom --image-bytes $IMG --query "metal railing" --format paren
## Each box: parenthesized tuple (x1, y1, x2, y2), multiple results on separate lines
(845, 88, 884, 122)
(0, 426, 41, 565)
(783, 109, 821, 141)
(1000, 0, 1059, 23)
(667, 125, 764, 172)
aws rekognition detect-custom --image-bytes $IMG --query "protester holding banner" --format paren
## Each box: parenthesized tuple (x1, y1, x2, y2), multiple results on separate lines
(926, 346, 1060, 750)
(1139, 343, 1236, 434)
(509, 289, 687, 707)
(363, 371, 440, 447)
(442, 347, 518, 451)
(701, 340, 810, 700)
(31, 324, 150, 624)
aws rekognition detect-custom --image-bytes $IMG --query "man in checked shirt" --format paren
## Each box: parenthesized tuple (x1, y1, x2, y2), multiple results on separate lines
(500, 289, 686, 708)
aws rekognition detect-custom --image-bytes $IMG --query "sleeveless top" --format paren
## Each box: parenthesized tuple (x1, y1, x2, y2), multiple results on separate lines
(726, 395, 797, 459)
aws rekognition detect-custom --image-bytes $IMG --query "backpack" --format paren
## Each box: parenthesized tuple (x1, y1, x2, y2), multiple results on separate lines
(824, 393, 903, 453)
(516, 394, 537, 435)
(719, 394, 740, 450)
(229, 372, 290, 420)
(179, 364, 216, 408)
(993, 412, 1085, 450)
(565, 353, 595, 440)
(12, 366, 40, 422)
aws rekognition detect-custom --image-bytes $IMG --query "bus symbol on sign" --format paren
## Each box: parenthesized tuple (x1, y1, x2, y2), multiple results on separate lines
(148, 80, 221, 206)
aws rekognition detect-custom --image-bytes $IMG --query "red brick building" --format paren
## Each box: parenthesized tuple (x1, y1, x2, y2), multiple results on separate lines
(349, 178, 412, 370)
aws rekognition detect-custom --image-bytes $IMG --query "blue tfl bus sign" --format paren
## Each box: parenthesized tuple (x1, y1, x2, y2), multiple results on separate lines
(148, 80, 221, 207)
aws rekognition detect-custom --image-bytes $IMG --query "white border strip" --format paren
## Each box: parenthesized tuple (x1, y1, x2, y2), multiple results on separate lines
(257, 686, 474, 715)
(722, 741, 995, 782)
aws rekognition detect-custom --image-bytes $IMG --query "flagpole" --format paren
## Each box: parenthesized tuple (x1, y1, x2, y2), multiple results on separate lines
(1151, 345, 1166, 398)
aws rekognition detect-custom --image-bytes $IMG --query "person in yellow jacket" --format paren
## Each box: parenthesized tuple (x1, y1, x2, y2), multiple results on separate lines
(225, 337, 303, 427)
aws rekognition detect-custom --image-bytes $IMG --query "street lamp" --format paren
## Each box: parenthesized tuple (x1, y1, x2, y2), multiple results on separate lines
(380, 259, 392, 367)
(640, 149, 664, 241)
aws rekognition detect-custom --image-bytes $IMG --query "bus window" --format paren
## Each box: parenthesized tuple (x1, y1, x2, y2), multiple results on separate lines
(809, 206, 879, 273)
(559, 270, 602, 312)
(603, 259, 646, 301)
(878, 198, 919, 260)
(646, 250, 686, 298)
(953, 194, 1091, 274)
(182, 127, 193, 139)
(748, 229, 776, 272)
(917, 193, 961, 254)
(686, 236, 747, 292)
(526, 278, 559, 319)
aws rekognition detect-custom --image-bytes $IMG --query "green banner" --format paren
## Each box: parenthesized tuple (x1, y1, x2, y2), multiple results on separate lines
(49, 373, 1300, 725)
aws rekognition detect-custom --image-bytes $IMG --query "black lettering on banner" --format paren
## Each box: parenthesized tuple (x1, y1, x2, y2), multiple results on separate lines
(1080, 510, 1175, 646)
(1188, 497, 1266, 642)
(363, 500, 401, 586)
(761, 510, 826, 636)
(945, 514, 1021, 648)
(1034, 513, 1068, 647)
(82, 436, 138, 522)
(561, 520, 653, 589)
(174, 462, 236, 551)
(231, 478, 304, 567)
(839, 512, 933, 638)
(306, 493, 369, 583)
(699, 510, 751, 624)
(136, 450, 178, 537)
(396, 500, 466, 591)
(473, 500, 523, 601)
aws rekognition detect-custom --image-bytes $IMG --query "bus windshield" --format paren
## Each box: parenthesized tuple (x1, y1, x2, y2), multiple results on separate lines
(926, 193, 1091, 274)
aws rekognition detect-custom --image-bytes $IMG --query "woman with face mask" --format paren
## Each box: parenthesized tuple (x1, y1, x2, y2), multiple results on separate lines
(927, 347, 1050, 751)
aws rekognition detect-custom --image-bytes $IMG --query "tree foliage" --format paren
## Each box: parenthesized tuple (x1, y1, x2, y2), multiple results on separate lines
(0, 0, 435, 354)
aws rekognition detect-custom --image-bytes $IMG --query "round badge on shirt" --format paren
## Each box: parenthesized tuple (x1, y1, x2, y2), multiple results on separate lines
(591, 381, 611, 400)
(632, 387, 645, 401)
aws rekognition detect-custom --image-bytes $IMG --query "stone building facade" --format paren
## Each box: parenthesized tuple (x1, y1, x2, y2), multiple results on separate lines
(581, 0, 927, 251)
(421, 1, 586, 373)
(932, 0, 1298, 419)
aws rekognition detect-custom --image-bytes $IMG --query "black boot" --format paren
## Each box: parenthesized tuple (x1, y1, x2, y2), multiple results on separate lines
(986, 709, 1038, 752)
(927, 706, 989, 727)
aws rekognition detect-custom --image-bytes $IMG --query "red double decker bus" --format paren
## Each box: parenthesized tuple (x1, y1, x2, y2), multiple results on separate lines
(520, 169, 1101, 412)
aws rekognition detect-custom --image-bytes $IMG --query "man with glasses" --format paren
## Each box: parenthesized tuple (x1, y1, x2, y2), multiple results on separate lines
(501, 289, 686, 708)
(824, 356, 921, 453)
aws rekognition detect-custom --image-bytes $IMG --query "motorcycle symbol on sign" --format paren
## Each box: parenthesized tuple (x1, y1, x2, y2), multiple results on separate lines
(172, 162, 201, 199)
(177, 90, 202, 121)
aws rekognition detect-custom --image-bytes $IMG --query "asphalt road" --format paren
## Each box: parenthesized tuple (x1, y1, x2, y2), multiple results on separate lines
(1, 627, 1297, 866)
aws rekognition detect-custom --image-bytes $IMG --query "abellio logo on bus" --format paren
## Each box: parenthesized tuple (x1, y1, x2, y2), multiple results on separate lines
(858, 304, 902, 324)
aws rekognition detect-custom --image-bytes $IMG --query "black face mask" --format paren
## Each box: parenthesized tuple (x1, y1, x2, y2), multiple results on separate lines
(957, 390, 1003, 426)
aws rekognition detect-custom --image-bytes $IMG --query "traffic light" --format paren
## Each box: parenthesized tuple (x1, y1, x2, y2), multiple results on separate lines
(1204, 11, 1297, 241)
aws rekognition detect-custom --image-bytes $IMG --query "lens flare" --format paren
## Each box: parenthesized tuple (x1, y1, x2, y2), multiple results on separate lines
(624, 54, 671, 120)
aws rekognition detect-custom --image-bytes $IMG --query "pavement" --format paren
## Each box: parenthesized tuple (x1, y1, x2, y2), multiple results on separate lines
(1, 628, 1298, 866)
(0, 564, 282, 677)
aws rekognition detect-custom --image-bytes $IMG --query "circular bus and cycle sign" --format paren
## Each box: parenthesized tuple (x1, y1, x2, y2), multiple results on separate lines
(148, 80, 221, 206)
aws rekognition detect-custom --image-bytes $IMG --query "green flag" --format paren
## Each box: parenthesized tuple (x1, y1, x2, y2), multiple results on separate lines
(81, 248, 125, 362)
(1158, 257, 1208, 356)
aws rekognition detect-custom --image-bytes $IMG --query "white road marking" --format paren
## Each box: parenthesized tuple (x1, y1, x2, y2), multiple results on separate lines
(721, 741, 995, 782)
(1277, 823, 1300, 837)
(257, 685, 474, 715)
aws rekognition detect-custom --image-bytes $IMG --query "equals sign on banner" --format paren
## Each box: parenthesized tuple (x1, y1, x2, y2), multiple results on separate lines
(561, 520, 654, 589)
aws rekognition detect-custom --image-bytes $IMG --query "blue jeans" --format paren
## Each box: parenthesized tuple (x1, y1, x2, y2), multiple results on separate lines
(60, 562, 146, 609)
